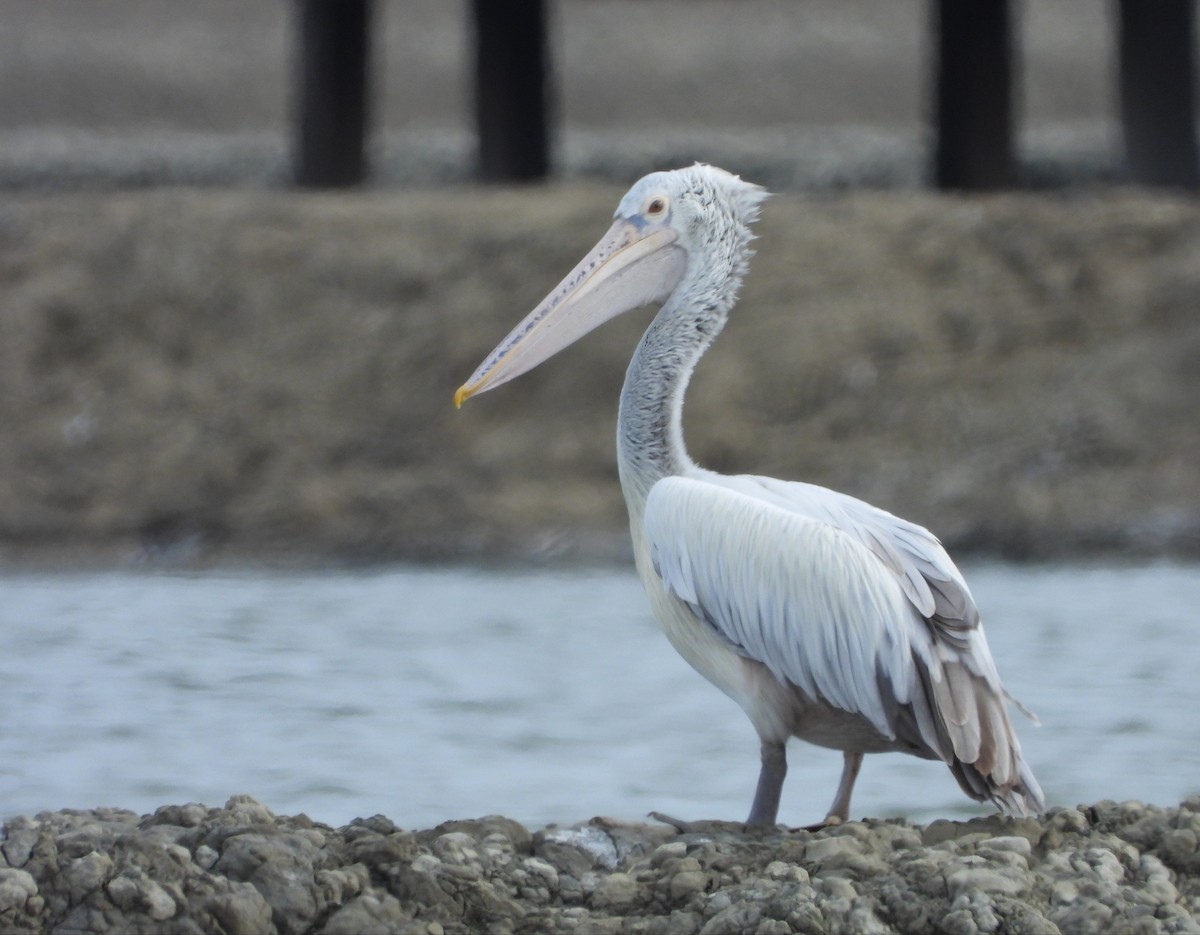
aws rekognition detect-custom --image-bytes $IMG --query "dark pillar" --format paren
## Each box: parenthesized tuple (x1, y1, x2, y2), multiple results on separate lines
(1117, 0, 1200, 189)
(294, 0, 372, 188)
(472, 0, 551, 182)
(933, 0, 1017, 190)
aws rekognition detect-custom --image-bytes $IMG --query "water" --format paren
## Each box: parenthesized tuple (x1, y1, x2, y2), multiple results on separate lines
(2, 562, 1198, 830)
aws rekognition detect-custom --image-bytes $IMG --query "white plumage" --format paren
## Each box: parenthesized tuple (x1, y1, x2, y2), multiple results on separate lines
(457, 164, 1044, 826)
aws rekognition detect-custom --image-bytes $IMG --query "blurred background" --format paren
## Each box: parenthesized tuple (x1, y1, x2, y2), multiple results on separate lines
(1, 0, 1197, 565)
(1, 1, 1198, 828)
(3, 0, 1198, 189)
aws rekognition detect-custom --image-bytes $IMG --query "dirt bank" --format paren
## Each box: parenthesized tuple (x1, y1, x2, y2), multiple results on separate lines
(3, 795, 1200, 934)
(1, 185, 1197, 566)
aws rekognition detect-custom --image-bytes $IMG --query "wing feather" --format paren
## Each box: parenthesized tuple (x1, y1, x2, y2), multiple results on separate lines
(705, 472, 987, 646)
(642, 472, 1045, 816)
(644, 475, 923, 738)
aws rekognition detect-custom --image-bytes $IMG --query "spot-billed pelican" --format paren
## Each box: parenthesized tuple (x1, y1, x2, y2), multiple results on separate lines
(455, 164, 1044, 827)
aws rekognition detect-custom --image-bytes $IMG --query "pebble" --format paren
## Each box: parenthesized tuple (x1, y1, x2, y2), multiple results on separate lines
(2, 795, 1200, 933)
(669, 857, 708, 902)
(0, 821, 39, 869)
(591, 871, 640, 911)
(0, 868, 38, 913)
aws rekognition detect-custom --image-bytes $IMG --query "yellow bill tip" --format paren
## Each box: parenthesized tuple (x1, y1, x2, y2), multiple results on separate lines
(453, 384, 472, 409)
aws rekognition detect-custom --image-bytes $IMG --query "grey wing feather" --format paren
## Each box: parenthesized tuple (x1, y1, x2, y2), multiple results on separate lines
(644, 474, 931, 739)
(730, 473, 979, 629)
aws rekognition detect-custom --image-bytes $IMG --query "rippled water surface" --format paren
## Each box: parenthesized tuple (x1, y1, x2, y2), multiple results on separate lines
(2, 562, 1198, 829)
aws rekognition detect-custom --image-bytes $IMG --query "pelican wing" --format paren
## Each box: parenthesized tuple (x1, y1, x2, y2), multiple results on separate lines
(711, 472, 986, 649)
(642, 473, 1023, 781)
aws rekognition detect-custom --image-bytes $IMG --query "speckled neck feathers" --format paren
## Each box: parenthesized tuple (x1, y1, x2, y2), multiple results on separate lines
(616, 165, 766, 505)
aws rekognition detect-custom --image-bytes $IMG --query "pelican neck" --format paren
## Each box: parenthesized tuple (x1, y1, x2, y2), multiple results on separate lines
(616, 291, 726, 506)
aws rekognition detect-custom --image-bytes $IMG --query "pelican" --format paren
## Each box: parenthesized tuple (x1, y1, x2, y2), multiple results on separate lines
(455, 164, 1044, 827)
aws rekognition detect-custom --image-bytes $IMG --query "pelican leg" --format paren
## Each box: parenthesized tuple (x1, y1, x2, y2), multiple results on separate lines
(746, 740, 787, 827)
(790, 751, 864, 832)
(825, 751, 863, 823)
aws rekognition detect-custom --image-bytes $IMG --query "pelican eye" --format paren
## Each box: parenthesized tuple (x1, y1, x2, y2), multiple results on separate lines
(644, 196, 668, 217)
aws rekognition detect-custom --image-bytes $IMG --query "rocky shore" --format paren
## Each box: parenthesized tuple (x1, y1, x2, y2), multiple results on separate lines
(3, 794, 1200, 934)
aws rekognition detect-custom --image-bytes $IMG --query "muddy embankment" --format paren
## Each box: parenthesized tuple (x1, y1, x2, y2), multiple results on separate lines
(1, 186, 1198, 567)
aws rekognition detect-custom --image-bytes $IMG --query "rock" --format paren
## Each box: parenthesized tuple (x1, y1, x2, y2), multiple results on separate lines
(699, 902, 762, 934)
(763, 859, 808, 884)
(1161, 828, 1200, 872)
(1, 820, 40, 869)
(434, 815, 532, 852)
(141, 878, 178, 921)
(223, 794, 276, 828)
(668, 857, 709, 902)
(62, 851, 113, 903)
(320, 893, 417, 935)
(945, 865, 1031, 899)
(650, 841, 688, 868)
(597, 819, 676, 864)
(429, 831, 479, 867)
(3, 798, 1200, 933)
(215, 832, 322, 935)
(978, 835, 1033, 861)
(535, 825, 618, 877)
(144, 803, 209, 829)
(803, 834, 890, 878)
(0, 868, 38, 913)
(205, 879, 275, 935)
(193, 845, 218, 871)
(591, 871, 640, 911)
(1136, 854, 1179, 907)
(522, 856, 559, 889)
(1049, 899, 1114, 933)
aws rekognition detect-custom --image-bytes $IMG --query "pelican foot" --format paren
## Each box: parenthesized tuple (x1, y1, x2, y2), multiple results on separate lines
(793, 814, 845, 833)
(648, 811, 697, 832)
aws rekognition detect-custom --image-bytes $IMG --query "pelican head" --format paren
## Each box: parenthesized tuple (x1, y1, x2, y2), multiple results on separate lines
(455, 164, 768, 407)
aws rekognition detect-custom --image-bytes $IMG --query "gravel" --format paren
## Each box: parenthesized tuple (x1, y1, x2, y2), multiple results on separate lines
(4, 794, 1200, 934)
